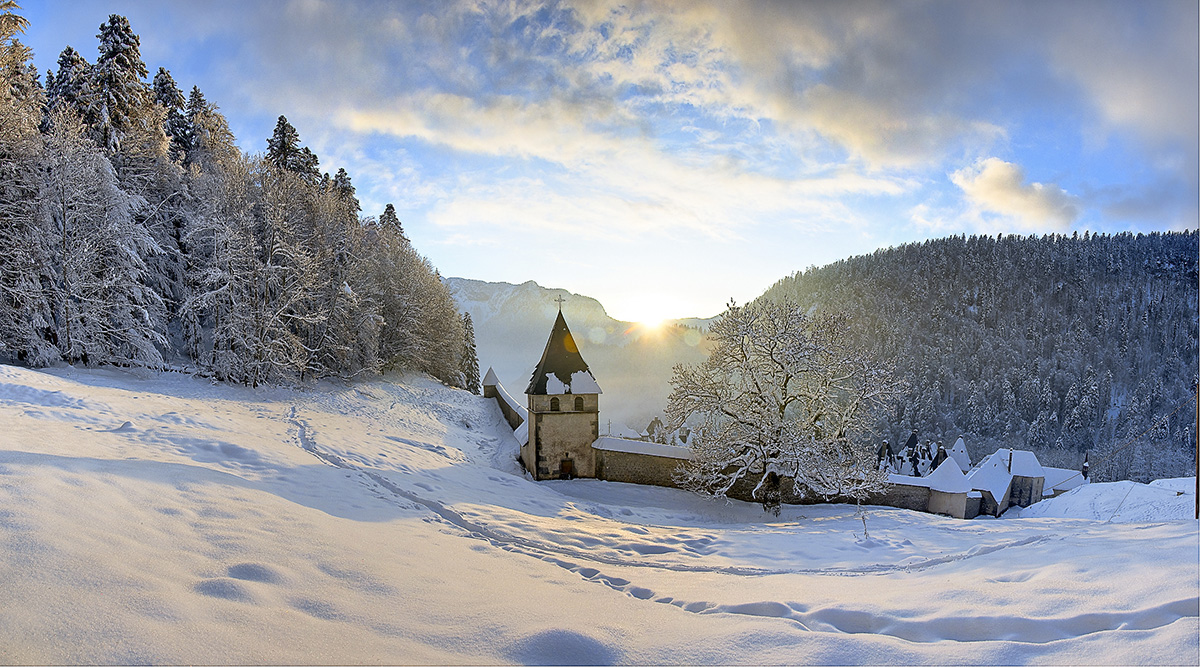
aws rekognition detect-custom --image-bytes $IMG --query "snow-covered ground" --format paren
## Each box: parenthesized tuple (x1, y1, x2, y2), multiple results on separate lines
(0, 364, 1196, 665)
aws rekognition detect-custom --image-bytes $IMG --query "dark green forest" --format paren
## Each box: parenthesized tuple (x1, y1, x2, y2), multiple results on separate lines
(758, 231, 1198, 482)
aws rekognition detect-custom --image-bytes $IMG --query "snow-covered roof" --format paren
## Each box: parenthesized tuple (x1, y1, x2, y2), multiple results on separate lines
(490, 377, 528, 422)
(1147, 477, 1195, 495)
(888, 473, 931, 489)
(544, 370, 601, 395)
(924, 459, 972, 494)
(889, 462, 971, 494)
(949, 437, 970, 472)
(969, 449, 1045, 500)
(1042, 466, 1086, 493)
(1004, 449, 1045, 478)
(513, 420, 528, 446)
(526, 311, 602, 395)
(966, 452, 1014, 503)
(592, 437, 692, 460)
(606, 424, 643, 439)
(482, 367, 500, 387)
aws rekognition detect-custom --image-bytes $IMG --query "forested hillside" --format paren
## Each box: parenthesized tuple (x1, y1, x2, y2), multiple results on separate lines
(0, 9, 477, 388)
(759, 232, 1198, 482)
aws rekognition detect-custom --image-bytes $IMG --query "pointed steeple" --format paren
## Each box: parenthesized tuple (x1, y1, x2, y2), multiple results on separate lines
(526, 311, 602, 395)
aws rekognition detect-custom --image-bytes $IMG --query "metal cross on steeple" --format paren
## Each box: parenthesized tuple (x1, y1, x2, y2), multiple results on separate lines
(554, 295, 566, 312)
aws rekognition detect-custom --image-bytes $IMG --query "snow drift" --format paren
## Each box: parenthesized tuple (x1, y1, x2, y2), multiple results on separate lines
(0, 364, 1196, 664)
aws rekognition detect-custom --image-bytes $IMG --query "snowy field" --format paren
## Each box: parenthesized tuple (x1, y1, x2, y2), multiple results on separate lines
(0, 364, 1196, 665)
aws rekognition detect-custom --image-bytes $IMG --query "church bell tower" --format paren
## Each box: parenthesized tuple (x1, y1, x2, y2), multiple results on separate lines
(521, 306, 602, 480)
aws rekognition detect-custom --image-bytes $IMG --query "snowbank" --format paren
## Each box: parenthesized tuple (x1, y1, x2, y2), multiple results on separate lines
(0, 364, 1195, 665)
(592, 436, 692, 460)
(1018, 479, 1197, 522)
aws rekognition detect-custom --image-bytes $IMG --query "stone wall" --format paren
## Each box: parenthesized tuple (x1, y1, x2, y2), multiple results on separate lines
(529, 411, 599, 479)
(927, 490, 967, 519)
(595, 449, 686, 488)
(483, 384, 525, 431)
(869, 482, 931, 513)
(978, 489, 1005, 517)
(965, 494, 981, 520)
(1009, 475, 1044, 507)
(528, 393, 599, 413)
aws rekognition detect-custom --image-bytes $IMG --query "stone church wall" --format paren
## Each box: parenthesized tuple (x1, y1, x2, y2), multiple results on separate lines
(531, 411, 599, 479)
(595, 449, 685, 488)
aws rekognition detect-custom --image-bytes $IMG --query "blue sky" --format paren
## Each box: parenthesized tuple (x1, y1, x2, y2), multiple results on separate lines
(16, 0, 1199, 322)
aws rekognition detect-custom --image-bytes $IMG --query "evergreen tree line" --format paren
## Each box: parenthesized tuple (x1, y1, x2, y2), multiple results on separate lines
(758, 231, 1198, 482)
(0, 8, 481, 392)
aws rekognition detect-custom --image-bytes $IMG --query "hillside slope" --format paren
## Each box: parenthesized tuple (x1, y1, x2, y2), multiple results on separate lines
(0, 364, 1196, 664)
(759, 231, 1198, 479)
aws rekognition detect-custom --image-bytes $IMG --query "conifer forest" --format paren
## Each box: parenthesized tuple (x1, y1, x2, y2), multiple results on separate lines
(760, 232, 1198, 482)
(0, 12, 480, 391)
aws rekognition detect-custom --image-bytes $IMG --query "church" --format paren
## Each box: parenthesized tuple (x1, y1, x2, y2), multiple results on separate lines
(520, 308, 602, 479)
(482, 308, 692, 486)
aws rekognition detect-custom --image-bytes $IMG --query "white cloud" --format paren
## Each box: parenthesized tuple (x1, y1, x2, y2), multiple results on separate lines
(951, 158, 1081, 230)
(1047, 1, 1198, 149)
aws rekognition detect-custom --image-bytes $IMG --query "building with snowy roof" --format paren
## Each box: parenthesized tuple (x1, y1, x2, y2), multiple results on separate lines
(519, 310, 603, 480)
(966, 448, 1047, 516)
(1041, 465, 1088, 498)
(484, 310, 692, 486)
(881, 459, 974, 519)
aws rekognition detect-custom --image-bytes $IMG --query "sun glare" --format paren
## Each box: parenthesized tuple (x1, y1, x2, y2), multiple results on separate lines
(621, 317, 667, 336)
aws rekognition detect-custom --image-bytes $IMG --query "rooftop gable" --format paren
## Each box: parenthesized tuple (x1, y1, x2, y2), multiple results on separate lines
(526, 311, 602, 395)
(482, 367, 500, 387)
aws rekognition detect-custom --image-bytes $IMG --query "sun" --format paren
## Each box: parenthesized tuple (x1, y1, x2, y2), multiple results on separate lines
(622, 317, 668, 338)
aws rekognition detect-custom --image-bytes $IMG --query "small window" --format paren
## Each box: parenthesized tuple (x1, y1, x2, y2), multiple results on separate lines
(574, 396, 584, 411)
(549, 397, 560, 411)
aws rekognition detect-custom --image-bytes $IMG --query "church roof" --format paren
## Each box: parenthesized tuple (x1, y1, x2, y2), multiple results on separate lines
(481, 367, 500, 387)
(526, 311, 602, 395)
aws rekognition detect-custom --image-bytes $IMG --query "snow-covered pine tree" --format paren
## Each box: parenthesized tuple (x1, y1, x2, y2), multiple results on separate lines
(460, 311, 480, 394)
(302, 169, 380, 379)
(667, 299, 901, 507)
(0, 1, 58, 365)
(44, 46, 91, 120)
(42, 109, 165, 367)
(182, 146, 256, 380)
(252, 163, 321, 383)
(0, 0, 28, 36)
(183, 86, 236, 172)
(88, 14, 149, 155)
(379, 203, 408, 243)
(367, 217, 463, 385)
(152, 67, 190, 162)
(266, 115, 320, 185)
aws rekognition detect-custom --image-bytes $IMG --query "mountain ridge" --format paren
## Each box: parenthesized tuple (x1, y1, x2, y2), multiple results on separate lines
(445, 277, 711, 431)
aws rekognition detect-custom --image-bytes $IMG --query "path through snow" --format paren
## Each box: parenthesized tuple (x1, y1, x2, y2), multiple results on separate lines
(0, 364, 1195, 664)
